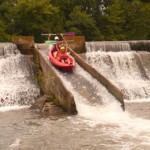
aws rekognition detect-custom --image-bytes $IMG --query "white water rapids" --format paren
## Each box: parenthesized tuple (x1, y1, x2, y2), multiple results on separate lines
(85, 42, 150, 101)
(53, 44, 150, 149)
(0, 43, 40, 106)
(1, 42, 150, 150)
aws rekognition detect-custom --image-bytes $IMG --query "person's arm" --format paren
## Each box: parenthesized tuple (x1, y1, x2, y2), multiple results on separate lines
(53, 51, 58, 58)
(60, 33, 68, 47)
(48, 33, 51, 41)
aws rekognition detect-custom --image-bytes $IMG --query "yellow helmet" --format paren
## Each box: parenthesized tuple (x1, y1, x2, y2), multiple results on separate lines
(60, 46, 66, 51)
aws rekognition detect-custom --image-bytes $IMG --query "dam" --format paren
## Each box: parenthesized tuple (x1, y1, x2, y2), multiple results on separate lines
(0, 39, 150, 149)
(1, 39, 149, 113)
(34, 42, 124, 113)
(34, 40, 150, 114)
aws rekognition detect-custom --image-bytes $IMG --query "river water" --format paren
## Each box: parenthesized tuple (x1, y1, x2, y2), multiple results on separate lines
(1, 102, 150, 150)
(1, 43, 150, 150)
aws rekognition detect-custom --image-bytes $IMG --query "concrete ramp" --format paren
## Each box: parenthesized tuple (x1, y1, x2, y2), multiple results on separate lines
(54, 63, 119, 106)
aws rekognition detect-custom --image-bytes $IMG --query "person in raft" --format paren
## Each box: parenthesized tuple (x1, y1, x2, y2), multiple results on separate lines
(52, 33, 68, 60)
(47, 33, 60, 55)
(48, 33, 59, 41)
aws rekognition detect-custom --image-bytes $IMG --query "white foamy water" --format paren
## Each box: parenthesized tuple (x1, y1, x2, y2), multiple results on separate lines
(85, 51, 150, 101)
(51, 45, 150, 148)
(55, 64, 118, 104)
(54, 64, 150, 149)
(9, 138, 22, 148)
(0, 43, 40, 106)
(1, 42, 150, 149)
(0, 42, 19, 57)
(0, 105, 29, 112)
(85, 41, 131, 52)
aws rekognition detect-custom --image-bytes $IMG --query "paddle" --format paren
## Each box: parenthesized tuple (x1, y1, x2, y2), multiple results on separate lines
(41, 32, 75, 36)
(45, 40, 74, 45)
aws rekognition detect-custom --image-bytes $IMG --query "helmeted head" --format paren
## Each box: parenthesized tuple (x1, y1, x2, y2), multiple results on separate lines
(54, 36, 59, 41)
(60, 46, 66, 51)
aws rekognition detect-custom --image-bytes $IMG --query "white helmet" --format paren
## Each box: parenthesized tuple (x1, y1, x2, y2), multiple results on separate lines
(54, 36, 59, 40)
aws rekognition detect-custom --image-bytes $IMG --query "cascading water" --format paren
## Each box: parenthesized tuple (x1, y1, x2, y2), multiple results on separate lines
(0, 43, 40, 107)
(1, 42, 150, 150)
(85, 41, 131, 52)
(0, 43, 19, 57)
(55, 63, 119, 107)
(85, 42, 150, 102)
(52, 47, 150, 150)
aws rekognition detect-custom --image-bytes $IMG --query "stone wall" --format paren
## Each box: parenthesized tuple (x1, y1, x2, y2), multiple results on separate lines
(12, 36, 34, 55)
(64, 36, 85, 53)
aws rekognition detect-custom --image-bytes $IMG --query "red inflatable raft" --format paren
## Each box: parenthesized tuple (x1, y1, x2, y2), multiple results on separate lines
(48, 42, 76, 72)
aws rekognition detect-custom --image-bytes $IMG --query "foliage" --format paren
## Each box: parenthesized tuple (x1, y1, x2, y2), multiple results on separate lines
(66, 6, 104, 41)
(0, 19, 11, 41)
(101, 0, 126, 40)
(123, 0, 150, 40)
(0, 0, 150, 41)
(0, 0, 59, 42)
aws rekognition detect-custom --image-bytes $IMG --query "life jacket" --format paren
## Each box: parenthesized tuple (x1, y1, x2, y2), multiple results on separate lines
(53, 42, 68, 59)
(57, 47, 67, 58)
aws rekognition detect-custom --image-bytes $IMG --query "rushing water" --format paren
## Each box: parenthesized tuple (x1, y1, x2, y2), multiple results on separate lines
(85, 41, 131, 52)
(1, 42, 150, 150)
(0, 43, 40, 106)
(85, 43, 150, 101)
(1, 102, 150, 150)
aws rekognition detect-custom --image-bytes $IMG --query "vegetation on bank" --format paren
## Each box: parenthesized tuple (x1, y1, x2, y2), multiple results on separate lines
(0, 0, 150, 42)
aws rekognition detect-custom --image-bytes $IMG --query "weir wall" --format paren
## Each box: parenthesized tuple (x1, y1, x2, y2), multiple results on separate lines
(12, 36, 150, 113)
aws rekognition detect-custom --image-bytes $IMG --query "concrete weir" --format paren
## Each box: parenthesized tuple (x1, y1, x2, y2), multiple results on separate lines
(12, 36, 129, 114)
(34, 44, 125, 112)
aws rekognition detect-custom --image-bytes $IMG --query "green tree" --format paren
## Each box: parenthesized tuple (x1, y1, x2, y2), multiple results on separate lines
(3, 0, 59, 42)
(123, 0, 150, 40)
(0, 19, 11, 41)
(0, 0, 13, 41)
(66, 6, 104, 41)
(50, 0, 104, 40)
(1, 0, 150, 42)
(99, 0, 126, 40)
